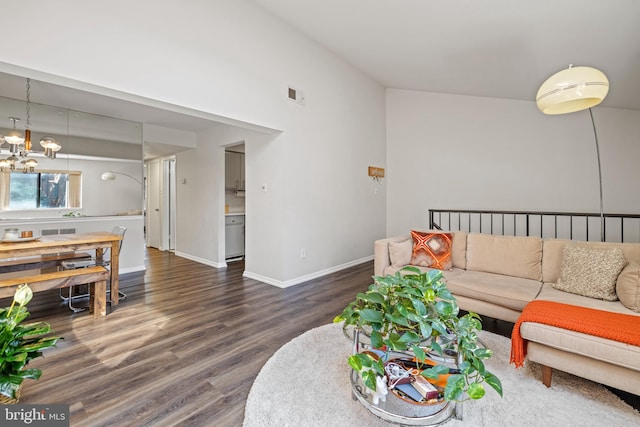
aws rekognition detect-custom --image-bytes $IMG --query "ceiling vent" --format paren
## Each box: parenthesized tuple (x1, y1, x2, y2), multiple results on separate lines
(288, 86, 305, 105)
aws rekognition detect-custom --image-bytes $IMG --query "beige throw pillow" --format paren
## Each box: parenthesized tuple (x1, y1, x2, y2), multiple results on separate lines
(616, 262, 640, 312)
(553, 245, 626, 301)
(389, 239, 413, 268)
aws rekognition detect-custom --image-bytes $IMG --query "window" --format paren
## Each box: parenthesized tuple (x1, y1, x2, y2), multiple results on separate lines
(0, 170, 81, 210)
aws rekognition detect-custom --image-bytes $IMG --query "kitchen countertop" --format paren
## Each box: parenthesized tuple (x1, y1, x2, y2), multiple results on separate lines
(225, 212, 245, 216)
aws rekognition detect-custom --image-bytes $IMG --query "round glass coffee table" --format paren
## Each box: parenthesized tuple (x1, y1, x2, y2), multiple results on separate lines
(346, 327, 463, 426)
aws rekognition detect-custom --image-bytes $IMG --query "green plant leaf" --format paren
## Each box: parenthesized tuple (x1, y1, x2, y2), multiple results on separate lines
(347, 355, 363, 371)
(371, 359, 385, 376)
(411, 299, 427, 316)
(385, 312, 410, 327)
(348, 353, 376, 371)
(0, 378, 22, 400)
(412, 345, 426, 362)
(362, 369, 378, 391)
(437, 288, 455, 301)
(474, 348, 493, 360)
(427, 269, 443, 282)
(13, 368, 42, 380)
(431, 320, 448, 336)
(430, 340, 443, 357)
(421, 364, 449, 380)
(396, 304, 409, 317)
(458, 360, 472, 375)
(359, 292, 385, 304)
(424, 288, 435, 301)
(444, 374, 465, 401)
(398, 330, 421, 344)
(419, 322, 433, 339)
(435, 300, 455, 317)
(467, 382, 486, 400)
(483, 372, 503, 397)
(359, 309, 383, 324)
(400, 266, 422, 275)
(370, 330, 384, 349)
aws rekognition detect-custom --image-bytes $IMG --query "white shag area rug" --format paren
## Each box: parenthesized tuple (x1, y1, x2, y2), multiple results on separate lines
(244, 322, 640, 426)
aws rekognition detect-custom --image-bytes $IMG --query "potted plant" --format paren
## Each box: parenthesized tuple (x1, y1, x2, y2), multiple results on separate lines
(334, 267, 502, 403)
(0, 284, 61, 403)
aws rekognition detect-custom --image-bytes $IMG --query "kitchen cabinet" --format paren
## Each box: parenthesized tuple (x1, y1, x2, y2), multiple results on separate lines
(225, 151, 245, 190)
(225, 214, 245, 259)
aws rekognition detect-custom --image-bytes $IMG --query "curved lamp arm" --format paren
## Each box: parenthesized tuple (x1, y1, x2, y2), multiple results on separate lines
(101, 171, 142, 186)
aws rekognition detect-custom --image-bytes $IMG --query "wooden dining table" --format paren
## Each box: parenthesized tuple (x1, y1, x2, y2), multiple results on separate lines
(0, 232, 123, 309)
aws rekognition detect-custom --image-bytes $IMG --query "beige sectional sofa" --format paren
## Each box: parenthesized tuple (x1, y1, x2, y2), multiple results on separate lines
(374, 231, 640, 395)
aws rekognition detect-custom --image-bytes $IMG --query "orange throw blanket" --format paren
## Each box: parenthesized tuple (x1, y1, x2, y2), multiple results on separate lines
(510, 300, 640, 367)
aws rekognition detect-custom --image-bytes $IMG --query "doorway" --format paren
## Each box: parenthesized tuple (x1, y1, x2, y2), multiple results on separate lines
(145, 156, 177, 251)
(224, 143, 245, 261)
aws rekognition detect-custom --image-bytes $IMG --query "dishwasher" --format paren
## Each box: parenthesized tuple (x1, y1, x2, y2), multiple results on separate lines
(225, 215, 245, 259)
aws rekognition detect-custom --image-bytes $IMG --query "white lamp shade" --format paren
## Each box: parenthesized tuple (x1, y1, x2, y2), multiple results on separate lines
(536, 66, 609, 115)
(40, 136, 59, 149)
(4, 132, 24, 145)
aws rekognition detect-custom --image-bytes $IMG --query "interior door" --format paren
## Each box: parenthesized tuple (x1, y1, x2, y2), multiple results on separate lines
(146, 159, 161, 248)
(163, 158, 176, 251)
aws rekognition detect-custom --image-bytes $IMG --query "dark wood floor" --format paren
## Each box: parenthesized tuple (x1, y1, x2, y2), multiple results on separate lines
(4, 249, 374, 426)
(5, 249, 638, 425)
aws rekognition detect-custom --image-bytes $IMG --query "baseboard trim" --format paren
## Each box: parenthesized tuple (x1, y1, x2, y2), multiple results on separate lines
(174, 251, 227, 269)
(120, 265, 146, 275)
(243, 255, 373, 288)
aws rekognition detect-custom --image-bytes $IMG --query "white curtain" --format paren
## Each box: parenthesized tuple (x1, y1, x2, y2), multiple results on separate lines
(0, 172, 9, 210)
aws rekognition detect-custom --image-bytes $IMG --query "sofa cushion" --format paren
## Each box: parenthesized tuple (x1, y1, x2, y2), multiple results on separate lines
(520, 322, 640, 372)
(617, 262, 640, 312)
(553, 245, 626, 301)
(466, 233, 543, 280)
(389, 238, 412, 268)
(450, 231, 467, 270)
(445, 270, 543, 312)
(537, 283, 638, 315)
(542, 239, 640, 283)
(410, 230, 453, 270)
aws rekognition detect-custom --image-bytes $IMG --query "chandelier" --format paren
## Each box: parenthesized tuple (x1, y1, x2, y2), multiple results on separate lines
(0, 78, 62, 172)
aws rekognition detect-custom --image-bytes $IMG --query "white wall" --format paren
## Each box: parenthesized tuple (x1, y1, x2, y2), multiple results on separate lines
(386, 89, 640, 236)
(0, 0, 386, 285)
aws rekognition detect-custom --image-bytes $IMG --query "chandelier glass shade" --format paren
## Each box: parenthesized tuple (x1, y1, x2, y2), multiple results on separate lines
(3, 117, 24, 145)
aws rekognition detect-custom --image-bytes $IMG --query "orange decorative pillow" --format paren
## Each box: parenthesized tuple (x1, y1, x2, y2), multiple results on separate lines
(410, 231, 453, 270)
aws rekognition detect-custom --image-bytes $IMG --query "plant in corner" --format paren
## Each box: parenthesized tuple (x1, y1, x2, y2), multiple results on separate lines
(334, 267, 503, 402)
(0, 284, 61, 402)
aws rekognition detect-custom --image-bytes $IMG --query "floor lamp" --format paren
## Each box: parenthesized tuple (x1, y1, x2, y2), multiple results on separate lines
(101, 171, 143, 186)
(536, 65, 609, 241)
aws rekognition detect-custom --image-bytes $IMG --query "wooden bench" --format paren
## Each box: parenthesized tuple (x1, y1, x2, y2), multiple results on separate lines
(0, 252, 92, 274)
(0, 266, 109, 318)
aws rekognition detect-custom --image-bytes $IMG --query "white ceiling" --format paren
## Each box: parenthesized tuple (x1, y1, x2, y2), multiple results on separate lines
(250, 0, 640, 110)
(1, 0, 638, 160)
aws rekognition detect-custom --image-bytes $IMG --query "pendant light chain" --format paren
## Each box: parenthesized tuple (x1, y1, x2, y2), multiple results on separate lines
(25, 78, 31, 131)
